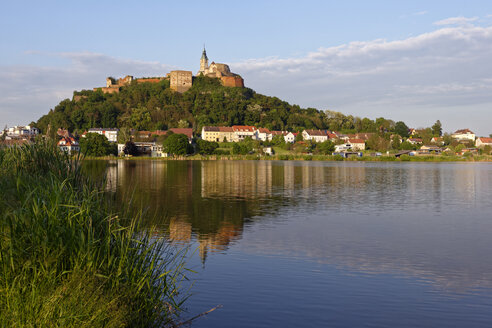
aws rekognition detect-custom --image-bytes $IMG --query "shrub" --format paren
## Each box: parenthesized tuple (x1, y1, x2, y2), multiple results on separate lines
(333, 154, 344, 161)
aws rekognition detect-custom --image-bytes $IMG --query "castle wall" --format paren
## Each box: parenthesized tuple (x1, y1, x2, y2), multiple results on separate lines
(94, 87, 120, 94)
(135, 78, 164, 84)
(221, 76, 244, 87)
(170, 70, 192, 93)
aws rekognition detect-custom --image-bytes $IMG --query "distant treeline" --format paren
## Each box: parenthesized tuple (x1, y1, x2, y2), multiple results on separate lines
(36, 75, 407, 136)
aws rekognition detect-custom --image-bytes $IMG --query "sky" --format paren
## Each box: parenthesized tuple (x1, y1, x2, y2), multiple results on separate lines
(1, 0, 492, 135)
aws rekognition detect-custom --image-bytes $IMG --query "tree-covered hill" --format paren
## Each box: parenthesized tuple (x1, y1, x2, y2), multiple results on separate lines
(35, 75, 396, 135)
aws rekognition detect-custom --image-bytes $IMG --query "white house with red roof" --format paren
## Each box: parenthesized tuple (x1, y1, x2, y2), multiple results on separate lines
(476, 137, 492, 148)
(347, 138, 366, 151)
(232, 125, 257, 141)
(58, 137, 80, 154)
(284, 132, 297, 143)
(257, 128, 272, 142)
(451, 129, 475, 141)
(302, 130, 328, 142)
(407, 138, 423, 145)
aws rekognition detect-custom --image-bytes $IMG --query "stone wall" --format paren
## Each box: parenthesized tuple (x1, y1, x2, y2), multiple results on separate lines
(93, 87, 120, 94)
(135, 78, 164, 84)
(221, 76, 244, 87)
(170, 70, 193, 93)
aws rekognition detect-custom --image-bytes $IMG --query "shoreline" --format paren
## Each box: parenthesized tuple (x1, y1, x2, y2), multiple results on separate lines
(82, 154, 492, 162)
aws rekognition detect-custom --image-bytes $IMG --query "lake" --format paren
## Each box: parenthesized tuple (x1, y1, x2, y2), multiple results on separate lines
(93, 160, 492, 327)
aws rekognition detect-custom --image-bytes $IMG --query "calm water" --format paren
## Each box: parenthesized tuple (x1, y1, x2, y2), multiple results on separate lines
(92, 160, 492, 327)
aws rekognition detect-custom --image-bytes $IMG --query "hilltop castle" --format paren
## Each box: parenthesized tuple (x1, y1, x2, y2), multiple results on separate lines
(197, 48, 244, 87)
(93, 47, 244, 94)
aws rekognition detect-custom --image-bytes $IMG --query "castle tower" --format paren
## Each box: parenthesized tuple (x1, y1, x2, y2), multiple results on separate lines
(199, 46, 209, 74)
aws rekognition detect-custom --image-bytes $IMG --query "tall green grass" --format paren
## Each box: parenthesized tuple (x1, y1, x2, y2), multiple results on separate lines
(0, 142, 188, 327)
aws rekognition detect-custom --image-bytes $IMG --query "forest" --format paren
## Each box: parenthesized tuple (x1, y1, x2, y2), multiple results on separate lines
(35, 76, 406, 137)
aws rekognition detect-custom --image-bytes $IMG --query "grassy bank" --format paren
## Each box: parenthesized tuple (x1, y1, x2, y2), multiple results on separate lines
(0, 142, 187, 327)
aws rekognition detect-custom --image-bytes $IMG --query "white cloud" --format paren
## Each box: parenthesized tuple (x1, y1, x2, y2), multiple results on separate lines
(0, 53, 173, 127)
(433, 16, 479, 26)
(413, 11, 428, 16)
(232, 24, 492, 135)
(1, 20, 492, 135)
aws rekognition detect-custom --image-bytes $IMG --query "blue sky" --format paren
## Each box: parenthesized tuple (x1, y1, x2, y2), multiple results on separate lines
(1, 0, 492, 135)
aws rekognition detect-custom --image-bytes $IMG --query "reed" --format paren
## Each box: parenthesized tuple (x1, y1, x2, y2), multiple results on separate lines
(0, 141, 188, 327)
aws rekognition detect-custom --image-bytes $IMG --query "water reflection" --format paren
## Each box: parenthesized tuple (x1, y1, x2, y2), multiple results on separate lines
(94, 160, 492, 292)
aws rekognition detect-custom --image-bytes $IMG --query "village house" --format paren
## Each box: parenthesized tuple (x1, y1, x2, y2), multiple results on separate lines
(347, 138, 366, 151)
(232, 125, 257, 141)
(452, 129, 475, 142)
(302, 130, 328, 143)
(475, 137, 492, 148)
(201, 126, 235, 142)
(58, 137, 79, 154)
(256, 128, 272, 142)
(430, 137, 445, 145)
(407, 138, 423, 145)
(284, 132, 297, 143)
(419, 145, 442, 154)
(83, 128, 119, 142)
(5, 125, 39, 139)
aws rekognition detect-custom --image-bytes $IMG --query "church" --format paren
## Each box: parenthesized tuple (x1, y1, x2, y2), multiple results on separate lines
(197, 48, 244, 87)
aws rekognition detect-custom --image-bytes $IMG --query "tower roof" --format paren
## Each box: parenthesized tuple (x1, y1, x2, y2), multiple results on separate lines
(201, 47, 208, 61)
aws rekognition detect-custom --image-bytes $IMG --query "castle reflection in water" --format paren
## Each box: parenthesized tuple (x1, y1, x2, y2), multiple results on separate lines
(103, 160, 490, 270)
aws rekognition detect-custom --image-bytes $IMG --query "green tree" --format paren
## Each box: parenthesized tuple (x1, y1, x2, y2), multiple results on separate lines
(395, 121, 409, 138)
(315, 140, 335, 155)
(79, 133, 115, 156)
(177, 119, 189, 128)
(130, 106, 152, 131)
(391, 135, 401, 150)
(432, 120, 442, 137)
(196, 139, 219, 155)
(123, 141, 139, 156)
(232, 140, 254, 154)
(162, 133, 191, 155)
(295, 132, 303, 142)
(455, 144, 465, 154)
(117, 127, 131, 144)
(400, 141, 415, 150)
(271, 134, 285, 146)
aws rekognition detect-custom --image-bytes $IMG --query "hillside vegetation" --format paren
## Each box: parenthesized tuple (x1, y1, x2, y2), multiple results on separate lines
(36, 76, 397, 135)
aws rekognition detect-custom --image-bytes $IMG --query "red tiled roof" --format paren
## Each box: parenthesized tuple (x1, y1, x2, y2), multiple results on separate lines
(348, 138, 365, 144)
(58, 137, 78, 146)
(478, 137, 492, 143)
(169, 128, 193, 138)
(304, 129, 327, 136)
(258, 128, 271, 134)
(232, 125, 255, 132)
(454, 129, 474, 134)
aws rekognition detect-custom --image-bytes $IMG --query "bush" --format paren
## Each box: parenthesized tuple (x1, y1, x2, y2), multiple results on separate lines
(399, 154, 411, 161)
(196, 139, 219, 155)
(213, 149, 230, 155)
(333, 154, 344, 161)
